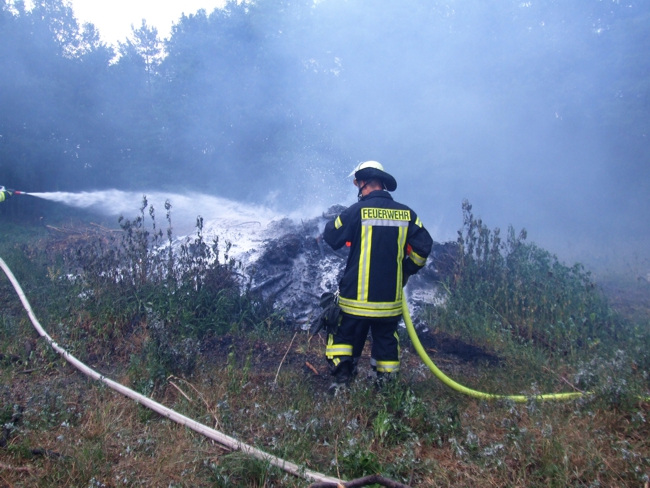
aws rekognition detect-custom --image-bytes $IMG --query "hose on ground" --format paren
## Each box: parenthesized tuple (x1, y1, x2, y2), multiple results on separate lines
(4, 250, 647, 483)
(0, 257, 341, 485)
(401, 300, 586, 402)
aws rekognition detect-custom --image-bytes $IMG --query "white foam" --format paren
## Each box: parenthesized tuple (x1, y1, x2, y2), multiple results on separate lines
(30, 190, 279, 230)
(30, 189, 291, 266)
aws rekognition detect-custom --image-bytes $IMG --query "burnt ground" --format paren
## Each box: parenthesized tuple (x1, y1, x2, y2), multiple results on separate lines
(198, 324, 501, 396)
(415, 330, 500, 365)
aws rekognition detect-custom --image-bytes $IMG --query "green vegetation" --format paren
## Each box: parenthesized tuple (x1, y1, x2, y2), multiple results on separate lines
(48, 198, 279, 388)
(1, 204, 649, 486)
(423, 200, 650, 406)
(430, 200, 621, 356)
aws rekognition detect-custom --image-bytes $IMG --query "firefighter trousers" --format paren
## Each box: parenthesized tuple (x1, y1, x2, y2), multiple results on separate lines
(326, 314, 400, 376)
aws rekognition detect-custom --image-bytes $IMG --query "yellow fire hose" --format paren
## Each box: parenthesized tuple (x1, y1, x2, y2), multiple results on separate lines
(2, 248, 646, 481)
(404, 300, 650, 403)
(401, 301, 586, 402)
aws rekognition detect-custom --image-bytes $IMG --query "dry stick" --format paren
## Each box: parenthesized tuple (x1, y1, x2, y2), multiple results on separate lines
(0, 257, 340, 486)
(90, 222, 122, 232)
(541, 366, 586, 393)
(185, 447, 231, 455)
(167, 380, 194, 403)
(600, 456, 627, 485)
(305, 361, 320, 375)
(309, 475, 411, 488)
(0, 462, 33, 473)
(274, 331, 298, 383)
(17, 368, 42, 374)
(307, 331, 324, 358)
(173, 376, 221, 429)
(0, 473, 14, 488)
(431, 357, 455, 364)
(334, 435, 341, 481)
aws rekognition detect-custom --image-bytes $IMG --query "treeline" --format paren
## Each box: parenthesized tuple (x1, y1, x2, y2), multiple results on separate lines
(0, 0, 648, 213)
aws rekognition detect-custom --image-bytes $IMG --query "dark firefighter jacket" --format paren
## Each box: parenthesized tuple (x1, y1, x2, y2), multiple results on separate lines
(323, 190, 433, 319)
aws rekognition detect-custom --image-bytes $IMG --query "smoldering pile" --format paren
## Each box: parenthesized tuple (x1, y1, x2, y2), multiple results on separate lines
(192, 205, 459, 330)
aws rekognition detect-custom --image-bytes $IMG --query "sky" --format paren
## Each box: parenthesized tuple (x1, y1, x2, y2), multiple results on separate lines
(68, 0, 226, 45)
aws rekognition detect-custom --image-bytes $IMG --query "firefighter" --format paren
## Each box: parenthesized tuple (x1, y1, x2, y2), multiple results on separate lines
(0, 186, 13, 202)
(323, 161, 433, 391)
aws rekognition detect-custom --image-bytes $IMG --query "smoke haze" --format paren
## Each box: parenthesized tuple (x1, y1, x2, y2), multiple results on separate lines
(0, 0, 648, 270)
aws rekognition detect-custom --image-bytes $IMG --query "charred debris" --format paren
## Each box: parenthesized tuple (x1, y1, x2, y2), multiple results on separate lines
(236, 205, 458, 330)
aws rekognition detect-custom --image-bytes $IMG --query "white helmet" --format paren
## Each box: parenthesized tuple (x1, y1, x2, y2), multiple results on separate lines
(348, 161, 397, 192)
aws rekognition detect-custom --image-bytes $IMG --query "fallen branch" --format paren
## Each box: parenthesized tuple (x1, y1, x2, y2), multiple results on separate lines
(90, 222, 122, 233)
(31, 448, 66, 460)
(309, 475, 411, 488)
(17, 368, 42, 374)
(541, 366, 586, 393)
(0, 462, 34, 472)
(274, 331, 298, 383)
(172, 376, 221, 429)
(45, 225, 66, 233)
(305, 361, 320, 375)
(168, 379, 194, 403)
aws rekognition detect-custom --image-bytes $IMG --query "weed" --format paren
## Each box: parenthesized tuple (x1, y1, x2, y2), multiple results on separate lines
(53, 198, 278, 380)
(226, 349, 252, 394)
(427, 200, 622, 358)
(1, 203, 649, 486)
(207, 451, 293, 487)
(339, 445, 382, 478)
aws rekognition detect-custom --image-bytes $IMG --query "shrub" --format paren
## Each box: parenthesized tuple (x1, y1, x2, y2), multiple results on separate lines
(430, 200, 622, 356)
(61, 197, 273, 378)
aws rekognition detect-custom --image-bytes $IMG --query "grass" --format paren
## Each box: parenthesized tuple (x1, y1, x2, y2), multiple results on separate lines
(1, 202, 649, 486)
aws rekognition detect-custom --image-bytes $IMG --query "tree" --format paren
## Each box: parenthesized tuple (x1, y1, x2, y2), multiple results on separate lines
(119, 20, 162, 88)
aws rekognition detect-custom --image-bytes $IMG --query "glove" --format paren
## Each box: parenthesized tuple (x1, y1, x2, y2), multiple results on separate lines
(311, 292, 341, 336)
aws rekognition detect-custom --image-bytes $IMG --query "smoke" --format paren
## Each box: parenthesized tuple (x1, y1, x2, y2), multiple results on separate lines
(277, 0, 650, 272)
(3, 0, 649, 274)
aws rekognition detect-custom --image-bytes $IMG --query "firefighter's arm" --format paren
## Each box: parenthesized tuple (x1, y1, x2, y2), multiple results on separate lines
(0, 185, 14, 201)
(403, 214, 433, 276)
(323, 209, 353, 250)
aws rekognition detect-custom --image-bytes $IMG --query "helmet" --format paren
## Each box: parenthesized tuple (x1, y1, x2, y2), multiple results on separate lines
(348, 161, 397, 192)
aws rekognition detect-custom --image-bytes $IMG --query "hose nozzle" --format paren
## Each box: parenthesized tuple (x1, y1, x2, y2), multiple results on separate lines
(1, 186, 22, 195)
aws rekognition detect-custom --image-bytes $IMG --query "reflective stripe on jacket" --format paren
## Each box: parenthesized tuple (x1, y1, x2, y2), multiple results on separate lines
(323, 190, 433, 318)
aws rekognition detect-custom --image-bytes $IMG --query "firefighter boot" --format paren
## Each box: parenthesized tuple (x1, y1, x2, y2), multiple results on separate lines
(328, 360, 353, 395)
(375, 371, 396, 391)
